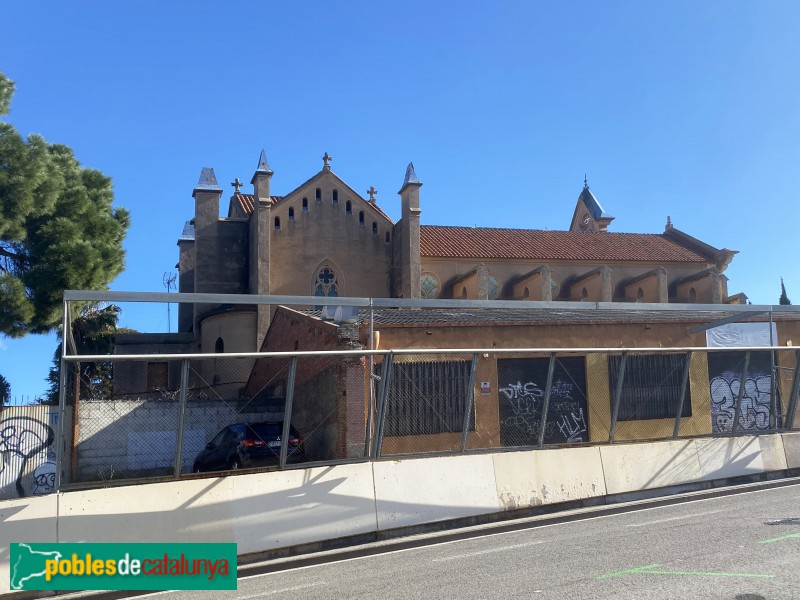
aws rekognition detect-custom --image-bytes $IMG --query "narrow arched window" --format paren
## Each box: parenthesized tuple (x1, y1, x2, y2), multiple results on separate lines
(346, 200, 352, 215)
(636, 287, 644, 302)
(689, 287, 697, 303)
(302, 197, 308, 212)
(385, 231, 390, 244)
(581, 287, 588, 300)
(274, 217, 281, 231)
(372, 222, 378, 236)
(289, 207, 295, 222)
(359, 211, 365, 226)
(523, 287, 530, 299)
(332, 189, 338, 205)
(315, 188, 321, 203)
(215, 337, 224, 353)
(461, 287, 468, 299)
(314, 265, 340, 298)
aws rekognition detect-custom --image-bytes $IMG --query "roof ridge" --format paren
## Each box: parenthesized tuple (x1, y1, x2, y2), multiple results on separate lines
(421, 224, 676, 237)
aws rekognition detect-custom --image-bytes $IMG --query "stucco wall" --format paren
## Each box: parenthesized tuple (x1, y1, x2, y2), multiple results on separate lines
(267, 173, 393, 299)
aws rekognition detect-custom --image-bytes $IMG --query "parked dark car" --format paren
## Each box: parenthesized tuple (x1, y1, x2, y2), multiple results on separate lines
(193, 422, 305, 473)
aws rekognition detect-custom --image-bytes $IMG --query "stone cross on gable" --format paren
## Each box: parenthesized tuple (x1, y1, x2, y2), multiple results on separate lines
(322, 152, 333, 169)
(231, 178, 243, 193)
(367, 186, 377, 203)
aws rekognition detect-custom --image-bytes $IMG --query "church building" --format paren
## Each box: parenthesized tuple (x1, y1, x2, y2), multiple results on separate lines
(176, 150, 740, 355)
(106, 150, 784, 464)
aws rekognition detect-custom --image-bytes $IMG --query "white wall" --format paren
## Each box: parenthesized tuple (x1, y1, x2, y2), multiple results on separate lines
(0, 433, 794, 595)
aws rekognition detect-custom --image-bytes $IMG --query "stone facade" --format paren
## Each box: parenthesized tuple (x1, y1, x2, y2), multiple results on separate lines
(112, 150, 745, 413)
(171, 151, 740, 357)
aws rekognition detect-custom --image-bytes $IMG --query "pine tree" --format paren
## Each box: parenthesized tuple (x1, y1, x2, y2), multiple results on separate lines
(0, 72, 130, 336)
(0, 373, 9, 408)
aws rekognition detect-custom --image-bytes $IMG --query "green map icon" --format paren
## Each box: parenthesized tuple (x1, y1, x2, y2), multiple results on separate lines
(10, 543, 63, 590)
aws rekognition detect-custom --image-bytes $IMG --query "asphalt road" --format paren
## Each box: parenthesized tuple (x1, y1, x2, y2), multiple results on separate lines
(100, 482, 800, 600)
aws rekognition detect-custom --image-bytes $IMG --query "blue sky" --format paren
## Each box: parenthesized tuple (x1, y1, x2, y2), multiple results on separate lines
(1, 1, 799, 402)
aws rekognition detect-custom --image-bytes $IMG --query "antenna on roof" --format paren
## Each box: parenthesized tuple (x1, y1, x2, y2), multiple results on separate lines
(163, 271, 177, 333)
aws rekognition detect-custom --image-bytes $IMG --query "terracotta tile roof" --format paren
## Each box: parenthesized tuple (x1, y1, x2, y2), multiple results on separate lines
(234, 193, 255, 215)
(420, 226, 712, 263)
(232, 193, 285, 216)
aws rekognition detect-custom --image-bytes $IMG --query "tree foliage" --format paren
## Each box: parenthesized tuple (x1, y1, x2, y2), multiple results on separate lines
(780, 278, 791, 306)
(42, 304, 136, 404)
(0, 72, 130, 337)
(0, 372, 9, 408)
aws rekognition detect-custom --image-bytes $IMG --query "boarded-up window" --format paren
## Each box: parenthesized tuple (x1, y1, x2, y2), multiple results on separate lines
(383, 360, 473, 436)
(498, 356, 588, 445)
(146, 362, 169, 391)
(608, 353, 691, 421)
(707, 351, 778, 433)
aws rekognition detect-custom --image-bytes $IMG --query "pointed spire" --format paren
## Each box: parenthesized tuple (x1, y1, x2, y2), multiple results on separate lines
(255, 149, 273, 175)
(194, 167, 222, 193)
(399, 162, 422, 193)
(583, 174, 589, 189)
(405, 163, 420, 185)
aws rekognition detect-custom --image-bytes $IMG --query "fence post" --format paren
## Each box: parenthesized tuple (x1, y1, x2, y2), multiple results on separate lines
(673, 351, 692, 439)
(173, 359, 190, 478)
(460, 354, 479, 452)
(374, 352, 394, 458)
(785, 349, 800, 430)
(769, 308, 776, 429)
(537, 353, 556, 448)
(609, 352, 628, 443)
(364, 300, 375, 457)
(731, 351, 751, 435)
(279, 357, 298, 469)
(55, 300, 70, 492)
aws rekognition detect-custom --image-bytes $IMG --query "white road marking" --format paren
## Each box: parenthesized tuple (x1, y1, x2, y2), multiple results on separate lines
(243, 582, 325, 597)
(626, 509, 722, 527)
(433, 540, 545, 562)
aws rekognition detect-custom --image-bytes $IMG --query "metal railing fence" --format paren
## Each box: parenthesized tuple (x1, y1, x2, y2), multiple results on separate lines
(54, 344, 800, 491)
(52, 291, 800, 492)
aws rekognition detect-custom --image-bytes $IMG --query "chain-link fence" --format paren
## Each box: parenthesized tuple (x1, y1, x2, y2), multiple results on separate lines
(51, 292, 800, 492)
(55, 345, 800, 488)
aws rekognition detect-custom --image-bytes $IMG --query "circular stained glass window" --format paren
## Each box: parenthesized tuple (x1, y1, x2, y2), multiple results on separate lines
(488, 274, 500, 300)
(420, 272, 440, 299)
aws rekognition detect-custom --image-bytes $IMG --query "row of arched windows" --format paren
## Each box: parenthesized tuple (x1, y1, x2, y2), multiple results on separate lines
(422, 271, 700, 303)
(273, 192, 391, 243)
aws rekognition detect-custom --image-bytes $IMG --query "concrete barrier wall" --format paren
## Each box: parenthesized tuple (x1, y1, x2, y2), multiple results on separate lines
(781, 432, 800, 468)
(57, 463, 378, 557)
(492, 446, 606, 510)
(600, 439, 701, 495)
(1, 433, 796, 595)
(229, 464, 378, 555)
(373, 454, 500, 530)
(1, 494, 58, 594)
